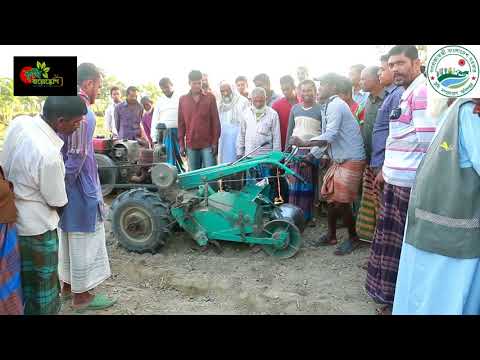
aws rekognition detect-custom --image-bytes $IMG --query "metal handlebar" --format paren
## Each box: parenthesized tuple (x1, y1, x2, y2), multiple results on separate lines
(283, 145, 299, 166)
(230, 141, 270, 166)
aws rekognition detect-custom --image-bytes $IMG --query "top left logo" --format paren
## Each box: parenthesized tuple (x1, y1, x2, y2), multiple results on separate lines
(14, 56, 76, 96)
(19, 61, 63, 87)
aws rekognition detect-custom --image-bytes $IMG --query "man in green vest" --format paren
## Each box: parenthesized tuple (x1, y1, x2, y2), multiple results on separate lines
(393, 98, 480, 315)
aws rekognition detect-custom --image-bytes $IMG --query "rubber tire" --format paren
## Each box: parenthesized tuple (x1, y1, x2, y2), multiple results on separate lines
(95, 153, 117, 197)
(110, 188, 171, 253)
(261, 219, 302, 259)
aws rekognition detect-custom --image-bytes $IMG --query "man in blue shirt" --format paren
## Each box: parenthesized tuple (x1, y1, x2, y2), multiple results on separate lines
(371, 55, 404, 187)
(292, 73, 366, 255)
(58, 63, 116, 311)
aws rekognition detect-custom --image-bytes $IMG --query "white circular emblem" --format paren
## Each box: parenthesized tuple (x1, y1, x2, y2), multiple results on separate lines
(427, 45, 479, 97)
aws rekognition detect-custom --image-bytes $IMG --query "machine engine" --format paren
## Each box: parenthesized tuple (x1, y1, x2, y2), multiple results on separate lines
(94, 123, 168, 196)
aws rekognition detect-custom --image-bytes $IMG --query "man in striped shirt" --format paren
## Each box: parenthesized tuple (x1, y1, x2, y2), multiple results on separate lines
(365, 45, 435, 315)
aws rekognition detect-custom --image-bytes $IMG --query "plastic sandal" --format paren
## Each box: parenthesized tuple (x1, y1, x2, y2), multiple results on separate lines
(74, 294, 117, 312)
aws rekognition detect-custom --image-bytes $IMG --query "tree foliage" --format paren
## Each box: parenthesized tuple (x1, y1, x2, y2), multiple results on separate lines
(0, 76, 164, 123)
(0, 77, 43, 125)
(137, 82, 163, 103)
(99, 74, 126, 101)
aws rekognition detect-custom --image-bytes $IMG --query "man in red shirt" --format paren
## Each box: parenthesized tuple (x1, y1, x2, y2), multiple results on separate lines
(338, 76, 365, 126)
(272, 75, 299, 151)
(178, 70, 221, 171)
(271, 75, 298, 204)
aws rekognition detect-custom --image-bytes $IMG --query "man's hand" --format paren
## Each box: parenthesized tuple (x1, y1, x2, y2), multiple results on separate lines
(53, 206, 65, 217)
(374, 170, 385, 188)
(211, 144, 218, 156)
(289, 136, 306, 147)
(305, 153, 315, 162)
(300, 153, 315, 168)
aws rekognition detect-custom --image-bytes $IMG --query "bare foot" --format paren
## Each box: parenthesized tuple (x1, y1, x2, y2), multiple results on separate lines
(73, 292, 94, 307)
(61, 282, 72, 297)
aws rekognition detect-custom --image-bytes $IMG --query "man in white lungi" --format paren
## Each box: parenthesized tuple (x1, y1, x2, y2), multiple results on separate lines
(57, 63, 116, 311)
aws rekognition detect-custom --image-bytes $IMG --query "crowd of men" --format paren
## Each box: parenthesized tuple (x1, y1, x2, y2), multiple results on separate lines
(1, 45, 479, 315)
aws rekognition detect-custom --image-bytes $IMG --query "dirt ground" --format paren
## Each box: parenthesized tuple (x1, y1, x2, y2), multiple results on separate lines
(60, 196, 379, 315)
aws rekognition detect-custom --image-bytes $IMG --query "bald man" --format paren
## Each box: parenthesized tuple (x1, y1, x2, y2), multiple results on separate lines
(349, 64, 369, 108)
(354, 66, 386, 245)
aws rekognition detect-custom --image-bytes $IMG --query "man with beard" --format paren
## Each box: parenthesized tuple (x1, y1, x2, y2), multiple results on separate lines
(218, 81, 250, 164)
(236, 87, 281, 176)
(365, 45, 435, 315)
(217, 81, 250, 191)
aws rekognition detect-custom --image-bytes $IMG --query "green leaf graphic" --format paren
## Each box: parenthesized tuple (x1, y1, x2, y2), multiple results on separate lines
(44, 67, 50, 73)
(43, 73, 48, 78)
(37, 61, 42, 69)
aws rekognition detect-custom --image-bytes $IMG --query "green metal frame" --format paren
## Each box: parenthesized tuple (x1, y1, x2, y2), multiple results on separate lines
(177, 151, 305, 190)
(170, 150, 304, 254)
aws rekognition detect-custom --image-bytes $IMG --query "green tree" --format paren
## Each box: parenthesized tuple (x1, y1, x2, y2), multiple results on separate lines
(0, 77, 45, 125)
(89, 74, 126, 116)
(0, 78, 19, 125)
(99, 74, 126, 101)
(138, 82, 163, 103)
(17, 95, 42, 115)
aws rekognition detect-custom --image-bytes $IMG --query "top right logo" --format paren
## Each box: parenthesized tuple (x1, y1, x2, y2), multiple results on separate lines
(427, 45, 479, 97)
